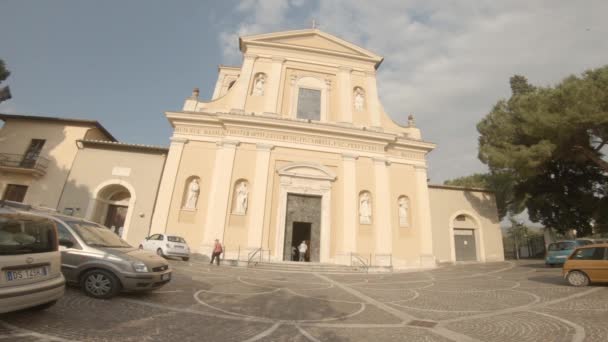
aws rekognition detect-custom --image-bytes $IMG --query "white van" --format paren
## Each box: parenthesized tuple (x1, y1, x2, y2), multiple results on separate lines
(0, 210, 65, 313)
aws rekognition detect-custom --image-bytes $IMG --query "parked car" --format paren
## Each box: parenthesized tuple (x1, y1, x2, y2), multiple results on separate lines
(139, 234, 190, 261)
(0, 210, 65, 313)
(545, 239, 594, 267)
(1, 201, 171, 299)
(562, 243, 608, 286)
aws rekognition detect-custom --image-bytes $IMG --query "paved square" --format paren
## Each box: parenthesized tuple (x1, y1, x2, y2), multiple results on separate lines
(1, 260, 606, 341)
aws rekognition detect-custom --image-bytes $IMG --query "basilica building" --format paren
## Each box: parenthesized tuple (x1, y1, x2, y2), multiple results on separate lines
(148, 29, 504, 268)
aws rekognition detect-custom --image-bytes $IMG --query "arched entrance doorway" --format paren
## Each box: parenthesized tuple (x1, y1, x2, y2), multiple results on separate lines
(450, 212, 485, 262)
(274, 162, 336, 263)
(87, 181, 136, 239)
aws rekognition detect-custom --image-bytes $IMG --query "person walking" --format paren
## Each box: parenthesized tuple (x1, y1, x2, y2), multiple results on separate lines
(298, 241, 308, 262)
(210, 239, 223, 266)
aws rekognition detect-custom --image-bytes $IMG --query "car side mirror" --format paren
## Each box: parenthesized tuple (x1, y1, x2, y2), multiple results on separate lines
(59, 239, 74, 249)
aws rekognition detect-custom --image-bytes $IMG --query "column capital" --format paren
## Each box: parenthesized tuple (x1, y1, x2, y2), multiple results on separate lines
(217, 140, 240, 149)
(271, 56, 286, 63)
(341, 152, 359, 161)
(243, 53, 258, 60)
(372, 157, 390, 165)
(413, 164, 428, 171)
(256, 143, 275, 151)
(338, 66, 353, 73)
(170, 137, 189, 144)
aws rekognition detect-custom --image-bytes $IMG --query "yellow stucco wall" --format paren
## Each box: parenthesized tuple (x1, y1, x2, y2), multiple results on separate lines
(57, 145, 166, 245)
(428, 186, 505, 263)
(0, 120, 92, 208)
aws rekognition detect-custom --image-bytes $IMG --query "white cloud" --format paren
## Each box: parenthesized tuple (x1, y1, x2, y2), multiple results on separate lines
(219, 0, 608, 182)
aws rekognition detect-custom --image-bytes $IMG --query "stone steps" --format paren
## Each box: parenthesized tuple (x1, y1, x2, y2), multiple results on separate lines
(242, 260, 392, 273)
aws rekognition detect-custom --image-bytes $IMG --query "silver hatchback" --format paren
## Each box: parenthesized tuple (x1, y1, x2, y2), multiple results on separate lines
(3, 203, 171, 299)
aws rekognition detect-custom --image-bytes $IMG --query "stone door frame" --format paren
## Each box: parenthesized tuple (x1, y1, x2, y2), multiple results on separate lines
(274, 162, 335, 263)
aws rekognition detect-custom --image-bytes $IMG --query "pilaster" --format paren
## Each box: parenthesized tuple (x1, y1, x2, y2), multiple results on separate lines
(341, 153, 358, 255)
(414, 165, 436, 266)
(264, 57, 285, 114)
(231, 53, 257, 111)
(338, 66, 353, 124)
(373, 157, 393, 255)
(201, 140, 239, 255)
(247, 143, 274, 250)
(149, 137, 188, 234)
(365, 70, 381, 127)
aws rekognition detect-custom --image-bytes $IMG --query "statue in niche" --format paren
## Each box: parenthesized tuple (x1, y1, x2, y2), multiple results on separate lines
(253, 74, 265, 96)
(398, 197, 409, 227)
(185, 178, 200, 209)
(234, 181, 249, 214)
(359, 192, 372, 224)
(354, 88, 365, 111)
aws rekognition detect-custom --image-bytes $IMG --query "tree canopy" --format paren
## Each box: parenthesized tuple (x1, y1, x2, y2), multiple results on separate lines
(0, 59, 11, 103)
(475, 67, 608, 235)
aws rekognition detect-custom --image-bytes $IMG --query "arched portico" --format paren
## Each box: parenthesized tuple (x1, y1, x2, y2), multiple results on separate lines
(86, 179, 137, 240)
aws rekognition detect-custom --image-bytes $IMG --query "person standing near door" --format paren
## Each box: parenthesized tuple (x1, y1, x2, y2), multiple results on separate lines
(210, 239, 223, 266)
(298, 241, 308, 262)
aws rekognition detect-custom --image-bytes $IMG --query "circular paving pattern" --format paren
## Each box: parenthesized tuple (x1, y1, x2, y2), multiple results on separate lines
(0, 260, 606, 342)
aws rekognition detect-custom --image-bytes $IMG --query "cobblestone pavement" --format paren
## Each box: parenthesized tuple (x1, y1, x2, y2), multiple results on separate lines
(1, 260, 607, 341)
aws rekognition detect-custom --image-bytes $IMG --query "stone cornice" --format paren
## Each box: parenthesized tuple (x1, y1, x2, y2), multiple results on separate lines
(165, 111, 436, 155)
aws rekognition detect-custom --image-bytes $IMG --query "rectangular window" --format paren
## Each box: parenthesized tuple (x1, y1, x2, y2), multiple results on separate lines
(297, 88, 321, 121)
(20, 139, 46, 168)
(570, 247, 606, 260)
(0, 217, 57, 255)
(3, 184, 28, 203)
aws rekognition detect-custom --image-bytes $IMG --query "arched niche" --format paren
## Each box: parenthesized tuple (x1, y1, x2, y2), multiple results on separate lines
(182, 176, 201, 210)
(359, 190, 372, 225)
(397, 195, 410, 227)
(232, 179, 249, 215)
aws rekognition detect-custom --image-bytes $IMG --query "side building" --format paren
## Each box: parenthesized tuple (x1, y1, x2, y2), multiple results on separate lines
(0, 114, 167, 245)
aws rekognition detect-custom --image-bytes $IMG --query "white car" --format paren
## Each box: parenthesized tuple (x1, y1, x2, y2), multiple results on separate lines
(1, 210, 65, 313)
(139, 234, 190, 261)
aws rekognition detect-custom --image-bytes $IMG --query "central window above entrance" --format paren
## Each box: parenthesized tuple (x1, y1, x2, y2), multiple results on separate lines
(297, 88, 321, 121)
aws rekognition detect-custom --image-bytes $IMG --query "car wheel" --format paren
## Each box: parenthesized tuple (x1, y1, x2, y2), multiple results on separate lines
(182, 257, 189, 261)
(567, 271, 590, 287)
(81, 269, 121, 299)
(30, 300, 58, 311)
(156, 248, 164, 257)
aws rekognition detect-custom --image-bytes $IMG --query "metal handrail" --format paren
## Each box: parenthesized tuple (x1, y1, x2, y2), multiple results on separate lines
(247, 248, 261, 265)
(350, 253, 369, 273)
(247, 248, 271, 266)
(374, 253, 393, 268)
(0, 153, 49, 173)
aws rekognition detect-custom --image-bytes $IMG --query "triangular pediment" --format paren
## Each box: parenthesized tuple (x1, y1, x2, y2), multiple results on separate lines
(240, 29, 383, 65)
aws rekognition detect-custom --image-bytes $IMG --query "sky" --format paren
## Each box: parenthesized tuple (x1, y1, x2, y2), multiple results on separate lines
(1, 0, 607, 183)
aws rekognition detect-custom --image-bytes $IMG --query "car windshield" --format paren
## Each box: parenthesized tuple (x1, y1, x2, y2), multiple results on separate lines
(66, 220, 131, 248)
(548, 242, 575, 251)
(0, 216, 57, 255)
(168, 236, 186, 243)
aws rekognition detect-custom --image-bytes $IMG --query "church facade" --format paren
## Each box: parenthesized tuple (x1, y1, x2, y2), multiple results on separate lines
(149, 29, 504, 268)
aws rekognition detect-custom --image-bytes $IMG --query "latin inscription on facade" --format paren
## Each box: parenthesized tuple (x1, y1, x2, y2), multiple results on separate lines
(174, 125, 384, 152)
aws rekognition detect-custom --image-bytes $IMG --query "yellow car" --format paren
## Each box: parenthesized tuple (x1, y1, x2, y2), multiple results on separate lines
(562, 243, 608, 287)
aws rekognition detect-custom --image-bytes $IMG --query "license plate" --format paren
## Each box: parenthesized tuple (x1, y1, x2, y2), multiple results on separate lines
(6, 267, 48, 281)
(161, 273, 171, 281)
